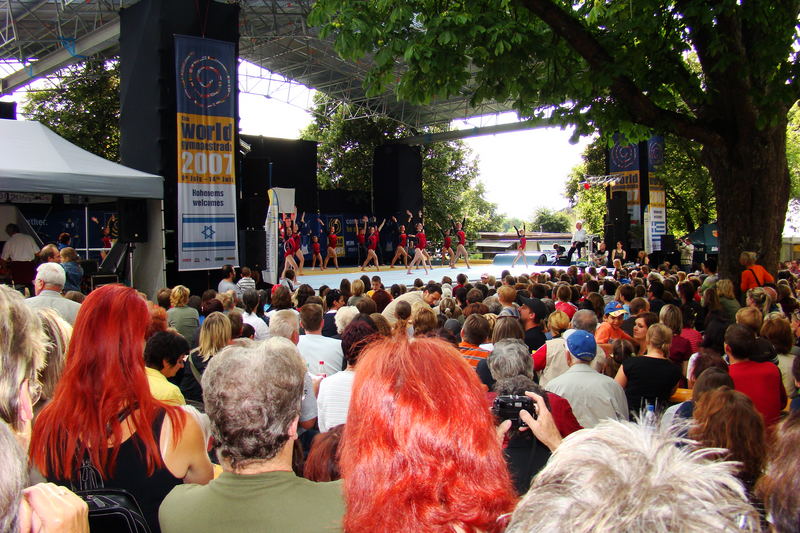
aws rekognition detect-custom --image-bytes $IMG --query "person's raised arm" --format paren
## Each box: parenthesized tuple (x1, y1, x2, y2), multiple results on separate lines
(519, 391, 562, 451)
(378, 218, 386, 232)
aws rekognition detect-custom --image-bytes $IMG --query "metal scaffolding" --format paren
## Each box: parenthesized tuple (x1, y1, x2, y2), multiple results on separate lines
(0, 0, 517, 129)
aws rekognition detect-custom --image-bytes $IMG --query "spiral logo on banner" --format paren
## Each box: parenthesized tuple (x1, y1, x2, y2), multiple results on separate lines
(648, 137, 665, 171)
(179, 52, 232, 110)
(610, 143, 638, 171)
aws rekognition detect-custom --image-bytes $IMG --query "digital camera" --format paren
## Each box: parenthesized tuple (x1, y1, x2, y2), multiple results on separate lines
(492, 395, 536, 429)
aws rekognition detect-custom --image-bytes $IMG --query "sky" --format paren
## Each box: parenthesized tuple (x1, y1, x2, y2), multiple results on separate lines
(3, 59, 593, 221)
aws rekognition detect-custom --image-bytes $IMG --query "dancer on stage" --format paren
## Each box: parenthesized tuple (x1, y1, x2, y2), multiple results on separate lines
(356, 216, 369, 265)
(292, 212, 306, 275)
(407, 211, 430, 275)
(451, 216, 471, 269)
(361, 218, 386, 271)
(438, 225, 455, 268)
(511, 224, 528, 268)
(388, 211, 412, 268)
(281, 227, 300, 279)
(322, 220, 340, 270)
(308, 218, 325, 270)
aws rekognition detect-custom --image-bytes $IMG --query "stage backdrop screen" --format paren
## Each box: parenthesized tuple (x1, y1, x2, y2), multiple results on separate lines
(175, 35, 238, 271)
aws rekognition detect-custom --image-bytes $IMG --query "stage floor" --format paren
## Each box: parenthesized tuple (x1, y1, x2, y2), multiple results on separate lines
(293, 254, 568, 290)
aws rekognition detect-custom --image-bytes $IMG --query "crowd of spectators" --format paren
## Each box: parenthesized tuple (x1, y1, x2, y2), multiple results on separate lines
(1, 252, 799, 532)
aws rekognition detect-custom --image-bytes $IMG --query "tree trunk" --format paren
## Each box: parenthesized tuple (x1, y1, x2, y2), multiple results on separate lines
(702, 123, 789, 292)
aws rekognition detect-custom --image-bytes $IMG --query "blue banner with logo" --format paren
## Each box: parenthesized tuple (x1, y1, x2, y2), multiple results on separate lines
(175, 35, 238, 271)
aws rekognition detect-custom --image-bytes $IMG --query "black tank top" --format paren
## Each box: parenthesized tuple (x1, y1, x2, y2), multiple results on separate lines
(49, 409, 182, 533)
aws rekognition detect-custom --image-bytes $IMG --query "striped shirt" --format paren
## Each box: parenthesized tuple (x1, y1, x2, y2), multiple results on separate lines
(458, 342, 490, 367)
(237, 276, 256, 294)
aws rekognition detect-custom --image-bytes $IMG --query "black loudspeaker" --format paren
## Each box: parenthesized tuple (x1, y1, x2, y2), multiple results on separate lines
(239, 197, 267, 231)
(660, 234, 676, 253)
(0, 102, 16, 119)
(117, 199, 148, 242)
(239, 230, 266, 271)
(373, 145, 423, 217)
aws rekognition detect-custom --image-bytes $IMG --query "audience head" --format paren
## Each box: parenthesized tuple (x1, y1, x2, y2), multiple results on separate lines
(491, 315, 525, 344)
(507, 420, 760, 532)
(369, 313, 391, 336)
(571, 309, 598, 334)
(202, 337, 306, 471)
(33, 308, 71, 407)
(270, 285, 293, 311)
(335, 306, 360, 335)
(34, 262, 65, 294)
(760, 315, 793, 354)
(659, 304, 683, 336)
(690, 367, 734, 403)
(304, 424, 344, 482)
(299, 303, 323, 333)
(355, 296, 377, 315)
(462, 313, 490, 345)
(565, 330, 597, 363)
(269, 310, 300, 344)
(0, 422, 26, 531)
(144, 330, 190, 376)
(341, 320, 377, 368)
(411, 306, 438, 337)
(341, 336, 516, 532)
(370, 289, 392, 313)
(488, 339, 534, 381)
(198, 311, 232, 361)
(724, 324, 756, 361)
(757, 411, 800, 533)
(646, 323, 672, 355)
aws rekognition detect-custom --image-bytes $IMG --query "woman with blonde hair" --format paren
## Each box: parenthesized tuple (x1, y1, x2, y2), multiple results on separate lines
(348, 279, 366, 306)
(438, 296, 463, 323)
(615, 323, 682, 414)
(412, 305, 438, 337)
(33, 308, 71, 414)
(535, 310, 577, 387)
(179, 311, 231, 404)
(167, 284, 199, 341)
(740, 251, 774, 293)
(716, 278, 741, 323)
(746, 286, 772, 318)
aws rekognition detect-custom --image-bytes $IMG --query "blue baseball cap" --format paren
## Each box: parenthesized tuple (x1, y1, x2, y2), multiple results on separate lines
(566, 330, 597, 361)
(604, 301, 626, 317)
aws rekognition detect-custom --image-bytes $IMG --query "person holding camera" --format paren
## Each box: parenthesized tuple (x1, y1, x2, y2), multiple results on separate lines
(544, 330, 629, 428)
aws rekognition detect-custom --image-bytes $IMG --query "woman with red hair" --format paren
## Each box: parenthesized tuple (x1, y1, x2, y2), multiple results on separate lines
(30, 284, 213, 533)
(341, 335, 517, 532)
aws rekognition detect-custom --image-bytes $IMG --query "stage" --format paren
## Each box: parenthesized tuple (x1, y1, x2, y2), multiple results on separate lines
(292, 253, 586, 290)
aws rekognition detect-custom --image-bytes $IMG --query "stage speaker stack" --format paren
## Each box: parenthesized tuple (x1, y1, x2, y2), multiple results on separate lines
(605, 191, 630, 247)
(117, 199, 148, 242)
(372, 145, 423, 217)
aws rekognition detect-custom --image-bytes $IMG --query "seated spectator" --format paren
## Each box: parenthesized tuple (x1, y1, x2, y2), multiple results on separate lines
(553, 284, 577, 319)
(506, 419, 761, 532)
(381, 283, 443, 324)
(266, 285, 295, 319)
(620, 297, 649, 336)
(241, 289, 269, 340)
(369, 313, 391, 336)
(532, 310, 570, 385)
(317, 320, 377, 432)
(660, 304, 693, 377)
(497, 285, 520, 317)
(595, 301, 634, 344)
(24, 262, 81, 325)
(716, 278, 742, 323)
(144, 331, 190, 406)
(31, 284, 212, 533)
(370, 288, 392, 313)
(340, 336, 516, 531)
(458, 313, 491, 366)
(333, 305, 359, 340)
(58, 247, 83, 293)
(322, 289, 345, 337)
(760, 314, 797, 398)
(157, 288, 172, 311)
(615, 323, 682, 414)
(412, 305, 438, 337)
(603, 338, 634, 379)
(298, 303, 344, 376)
(756, 411, 800, 533)
(167, 285, 200, 341)
(520, 296, 548, 353)
(391, 300, 413, 337)
(303, 424, 344, 482)
(726, 324, 787, 428)
(545, 330, 628, 428)
(355, 296, 377, 315)
(33, 308, 71, 414)
(661, 356, 731, 431)
(180, 312, 231, 405)
(235, 266, 256, 295)
(690, 387, 766, 493)
(159, 338, 344, 533)
(228, 309, 244, 339)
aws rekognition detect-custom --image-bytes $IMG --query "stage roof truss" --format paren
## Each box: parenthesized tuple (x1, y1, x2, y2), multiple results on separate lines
(0, 0, 519, 129)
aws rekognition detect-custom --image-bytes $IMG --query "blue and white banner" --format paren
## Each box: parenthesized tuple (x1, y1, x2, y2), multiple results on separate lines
(175, 35, 238, 271)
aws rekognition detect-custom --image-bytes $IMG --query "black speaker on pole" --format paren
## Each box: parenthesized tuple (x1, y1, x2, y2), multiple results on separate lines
(239, 230, 266, 271)
(372, 145, 423, 217)
(660, 234, 676, 253)
(0, 102, 16, 119)
(117, 199, 148, 242)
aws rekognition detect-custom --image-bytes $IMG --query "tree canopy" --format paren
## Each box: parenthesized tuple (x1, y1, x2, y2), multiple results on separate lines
(310, 0, 800, 280)
(301, 94, 503, 240)
(22, 59, 120, 161)
(531, 207, 571, 233)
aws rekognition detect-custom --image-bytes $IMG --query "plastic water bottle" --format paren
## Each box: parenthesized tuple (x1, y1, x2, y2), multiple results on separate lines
(644, 403, 656, 427)
(318, 361, 327, 378)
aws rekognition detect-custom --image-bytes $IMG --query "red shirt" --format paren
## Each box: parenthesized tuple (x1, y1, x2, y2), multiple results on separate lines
(367, 233, 378, 250)
(416, 232, 427, 248)
(457, 230, 466, 246)
(357, 233, 365, 245)
(312, 242, 321, 254)
(443, 236, 452, 249)
(283, 238, 296, 258)
(741, 264, 774, 292)
(292, 233, 301, 250)
(555, 301, 577, 319)
(519, 236, 527, 249)
(729, 360, 787, 427)
(398, 233, 407, 247)
(327, 233, 337, 248)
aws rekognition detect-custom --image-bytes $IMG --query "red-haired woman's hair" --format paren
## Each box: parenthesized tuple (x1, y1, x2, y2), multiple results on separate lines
(30, 284, 184, 479)
(341, 336, 516, 533)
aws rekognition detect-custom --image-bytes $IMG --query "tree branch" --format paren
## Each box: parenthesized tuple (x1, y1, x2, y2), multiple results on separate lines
(518, 0, 724, 148)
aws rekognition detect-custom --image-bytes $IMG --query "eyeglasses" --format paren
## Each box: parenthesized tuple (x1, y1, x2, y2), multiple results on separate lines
(28, 379, 43, 406)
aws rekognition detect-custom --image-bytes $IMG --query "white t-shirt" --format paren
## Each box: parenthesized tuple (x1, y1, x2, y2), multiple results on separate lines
(1, 232, 39, 261)
(317, 369, 355, 432)
(297, 334, 344, 376)
(572, 228, 587, 244)
(242, 311, 270, 340)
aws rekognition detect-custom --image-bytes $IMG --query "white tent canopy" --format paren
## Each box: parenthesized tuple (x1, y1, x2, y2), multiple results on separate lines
(0, 119, 163, 199)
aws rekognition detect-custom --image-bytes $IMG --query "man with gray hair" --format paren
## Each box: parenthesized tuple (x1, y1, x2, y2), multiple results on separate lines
(24, 262, 80, 325)
(544, 330, 628, 428)
(159, 338, 344, 533)
(506, 419, 760, 533)
(267, 311, 317, 432)
(534, 309, 606, 386)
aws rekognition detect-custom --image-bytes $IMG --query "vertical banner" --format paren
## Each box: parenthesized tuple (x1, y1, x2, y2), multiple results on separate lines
(264, 189, 279, 284)
(646, 136, 667, 247)
(175, 35, 238, 271)
(608, 139, 641, 225)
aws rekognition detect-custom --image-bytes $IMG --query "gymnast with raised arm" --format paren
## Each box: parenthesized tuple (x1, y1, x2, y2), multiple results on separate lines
(292, 211, 306, 275)
(310, 218, 325, 270)
(281, 226, 301, 279)
(511, 223, 528, 268)
(361, 217, 386, 271)
(406, 211, 430, 275)
(355, 216, 368, 265)
(451, 216, 471, 269)
(439, 225, 455, 268)
(389, 211, 412, 268)
(323, 221, 340, 270)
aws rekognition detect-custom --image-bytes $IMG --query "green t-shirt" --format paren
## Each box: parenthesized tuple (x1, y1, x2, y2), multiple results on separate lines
(159, 471, 344, 533)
